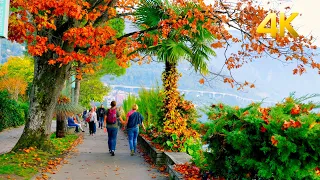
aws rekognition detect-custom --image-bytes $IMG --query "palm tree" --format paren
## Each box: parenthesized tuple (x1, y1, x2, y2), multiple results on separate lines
(133, 0, 216, 131)
(55, 95, 83, 138)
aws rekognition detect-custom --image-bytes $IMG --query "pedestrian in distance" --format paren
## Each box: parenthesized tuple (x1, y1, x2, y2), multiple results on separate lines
(93, 106, 97, 134)
(104, 101, 125, 156)
(97, 104, 106, 129)
(68, 115, 84, 132)
(88, 107, 97, 136)
(125, 104, 146, 156)
(82, 109, 88, 127)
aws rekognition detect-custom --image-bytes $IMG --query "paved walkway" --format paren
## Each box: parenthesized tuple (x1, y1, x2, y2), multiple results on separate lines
(42, 126, 168, 180)
(0, 121, 56, 154)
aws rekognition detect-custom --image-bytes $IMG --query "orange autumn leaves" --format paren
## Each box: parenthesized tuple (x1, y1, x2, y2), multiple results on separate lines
(0, 77, 27, 100)
(8, 0, 320, 89)
(8, 0, 130, 78)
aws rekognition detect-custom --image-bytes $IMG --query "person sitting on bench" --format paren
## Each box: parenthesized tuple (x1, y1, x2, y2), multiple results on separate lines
(68, 115, 84, 132)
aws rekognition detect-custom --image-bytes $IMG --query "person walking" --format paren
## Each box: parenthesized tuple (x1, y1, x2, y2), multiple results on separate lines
(125, 104, 146, 156)
(104, 101, 124, 156)
(97, 104, 106, 129)
(88, 108, 97, 135)
(93, 106, 97, 134)
(82, 109, 88, 127)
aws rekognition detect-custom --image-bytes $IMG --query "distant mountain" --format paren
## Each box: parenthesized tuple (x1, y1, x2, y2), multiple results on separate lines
(103, 28, 320, 107)
(0, 39, 25, 64)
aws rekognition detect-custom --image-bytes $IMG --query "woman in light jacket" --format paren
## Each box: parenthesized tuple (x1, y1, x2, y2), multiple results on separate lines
(88, 107, 97, 135)
(125, 104, 146, 156)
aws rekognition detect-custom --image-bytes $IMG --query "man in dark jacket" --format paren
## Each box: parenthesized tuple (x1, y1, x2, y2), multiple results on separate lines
(97, 104, 106, 129)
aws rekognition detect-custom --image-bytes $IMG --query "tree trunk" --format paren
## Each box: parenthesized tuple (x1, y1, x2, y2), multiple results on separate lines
(56, 113, 66, 138)
(162, 60, 180, 122)
(12, 55, 71, 152)
(74, 78, 81, 105)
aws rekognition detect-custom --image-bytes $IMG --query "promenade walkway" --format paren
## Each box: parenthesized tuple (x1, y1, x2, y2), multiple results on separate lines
(43, 127, 167, 180)
(0, 122, 167, 180)
(0, 122, 56, 154)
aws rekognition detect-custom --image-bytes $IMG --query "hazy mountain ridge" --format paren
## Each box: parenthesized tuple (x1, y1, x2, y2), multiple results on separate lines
(1, 29, 320, 107)
(0, 39, 25, 64)
(103, 30, 320, 106)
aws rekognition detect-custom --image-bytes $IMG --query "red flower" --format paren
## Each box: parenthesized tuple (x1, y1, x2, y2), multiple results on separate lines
(290, 104, 300, 115)
(271, 136, 278, 146)
(292, 120, 302, 128)
(316, 167, 320, 175)
(260, 126, 267, 133)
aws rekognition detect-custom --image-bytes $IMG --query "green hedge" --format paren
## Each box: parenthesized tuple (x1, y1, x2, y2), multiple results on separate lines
(0, 91, 26, 131)
(202, 95, 320, 180)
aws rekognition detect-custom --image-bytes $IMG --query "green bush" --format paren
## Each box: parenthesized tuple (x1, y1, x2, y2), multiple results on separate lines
(0, 91, 25, 131)
(202, 95, 320, 180)
(136, 87, 164, 128)
(122, 94, 137, 114)
(122, 87, 164, 128)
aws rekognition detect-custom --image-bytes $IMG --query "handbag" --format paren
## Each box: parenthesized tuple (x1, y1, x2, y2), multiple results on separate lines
(86, 114, 91, 123)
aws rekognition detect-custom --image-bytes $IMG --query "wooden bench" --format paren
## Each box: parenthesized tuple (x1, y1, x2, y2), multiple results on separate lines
(65, 119, 77, 134)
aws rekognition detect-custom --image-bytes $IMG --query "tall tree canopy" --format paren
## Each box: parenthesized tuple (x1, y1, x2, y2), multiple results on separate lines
(0, 56, 34, 100)
(8, 0, 319, 151)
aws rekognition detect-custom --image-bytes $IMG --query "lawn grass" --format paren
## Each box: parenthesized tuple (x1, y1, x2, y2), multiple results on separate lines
(0, 134, 79, 180)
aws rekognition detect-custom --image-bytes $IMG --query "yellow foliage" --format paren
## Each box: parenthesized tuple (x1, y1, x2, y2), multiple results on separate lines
(0, 56, 34, 83)
(0, 77, 28, 100)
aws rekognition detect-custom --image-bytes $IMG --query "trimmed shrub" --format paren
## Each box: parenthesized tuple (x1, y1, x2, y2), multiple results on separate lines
(202, 95, 320, 180)
(0, 91, 25, 131)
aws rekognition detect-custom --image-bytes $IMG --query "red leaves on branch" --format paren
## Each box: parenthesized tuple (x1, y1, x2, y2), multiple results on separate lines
(260, 126, 267, 133)
(199, 78, 205, 84)
(290, 104, 301, 115)
(271, 136, 278, 146)
(282, 119, 302, 130)
(28, 36, 48, 56)
(316, 167, 320, 176)
(8, 0, 320, 82)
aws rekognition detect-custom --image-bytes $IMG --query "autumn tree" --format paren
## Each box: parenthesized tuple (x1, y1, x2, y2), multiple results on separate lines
(72, 18, 126, 105)
(0, 56, 34, 83)
(72, 55, 126, 105)
(8, 0, 319, 151)
(0, 56, 33, 100)
(79, 77, 111, 108)
(9, 0, 137, 151)
(0, 77, 28, 100)
(132, 0, 215, 145)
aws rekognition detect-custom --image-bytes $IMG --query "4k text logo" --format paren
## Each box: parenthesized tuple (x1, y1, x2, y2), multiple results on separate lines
(256, 13, 299, 38)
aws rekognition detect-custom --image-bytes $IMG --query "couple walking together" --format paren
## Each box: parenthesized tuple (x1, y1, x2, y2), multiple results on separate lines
(88, 101, 145, 156)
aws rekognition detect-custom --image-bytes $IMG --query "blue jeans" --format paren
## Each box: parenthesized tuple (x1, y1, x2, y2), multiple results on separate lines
(93, 122, 96, 133)
(127, 127, 139, 152)
(98, 116, 104, 128)
(107, 128, 118, 151)
(68, 124, 79, 132)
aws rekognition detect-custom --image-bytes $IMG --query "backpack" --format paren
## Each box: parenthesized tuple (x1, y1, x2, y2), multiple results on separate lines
(107, 108, 117, 124)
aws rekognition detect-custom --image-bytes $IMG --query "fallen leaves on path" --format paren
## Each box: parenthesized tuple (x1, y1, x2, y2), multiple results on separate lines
(35, 134, 84, 180)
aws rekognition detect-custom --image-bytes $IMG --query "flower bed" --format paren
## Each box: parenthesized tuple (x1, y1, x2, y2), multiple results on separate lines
(198, 95, 320, 179)
(138, 133, 194, 180)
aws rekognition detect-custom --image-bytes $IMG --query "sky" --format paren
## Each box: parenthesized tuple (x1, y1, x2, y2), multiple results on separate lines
(203, 0, 320, 46)
(122, 1, 320, 103)
(272, 0, 320, 46)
